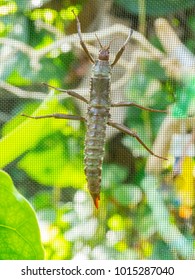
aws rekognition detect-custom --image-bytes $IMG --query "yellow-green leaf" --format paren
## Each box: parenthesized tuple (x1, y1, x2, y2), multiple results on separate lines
(0, 170, 44, 259)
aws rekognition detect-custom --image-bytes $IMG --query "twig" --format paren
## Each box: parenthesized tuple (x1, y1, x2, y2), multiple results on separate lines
(0, 81, 47, 100)
(35, 20, 64, 38)
(0, 24, 164, 71)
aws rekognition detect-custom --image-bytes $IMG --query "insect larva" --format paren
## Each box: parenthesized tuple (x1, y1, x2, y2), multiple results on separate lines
(22, 11, 167, 209)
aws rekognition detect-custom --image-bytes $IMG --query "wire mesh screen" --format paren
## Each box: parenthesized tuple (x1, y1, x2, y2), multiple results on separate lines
(0, 0, 195, 260)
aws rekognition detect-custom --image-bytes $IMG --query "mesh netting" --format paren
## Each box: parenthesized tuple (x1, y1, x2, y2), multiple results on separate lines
(0, 0, 195, 260)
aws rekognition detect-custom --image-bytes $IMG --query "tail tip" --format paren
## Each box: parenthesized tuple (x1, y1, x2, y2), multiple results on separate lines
(91, 193, 100, 209)
(94, 196, 99, 209)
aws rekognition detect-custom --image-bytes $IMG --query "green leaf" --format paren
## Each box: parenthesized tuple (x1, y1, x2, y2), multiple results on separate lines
(2, 103, 39, 136)
(31, 191, 53, 211)
(18, 132, 85, 187)
(34, 53, 74, 83)
(172, 78, 195, 118)
(114, 0, 195, 16)
(126, 72, 168, 109)
(0, 15, 30, 80)
(152, 240, 176, 260)
(0, 94, 68, 168)
(188, 16, 195, 33)
(0, 170, 44, 259)
(145, 60, 167, 81)
(108, 214, 126, 230)
(15, 0, 31, 11)
(14, 0, 52, 11)
(102, 164, 128, 188)
(111, 184, 142, 207)
(123, 124, 150, 157)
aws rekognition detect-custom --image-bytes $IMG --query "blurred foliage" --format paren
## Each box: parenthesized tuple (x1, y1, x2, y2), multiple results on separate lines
(172, 77, 195, 118)
(114, 0, 195, 16)
(0, 170, 44, 259)
(174, 157, 195, 207)
(0, 0, 195, 260)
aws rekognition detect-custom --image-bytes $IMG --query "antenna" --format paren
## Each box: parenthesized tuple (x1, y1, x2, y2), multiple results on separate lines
(95, 33, 103, 49)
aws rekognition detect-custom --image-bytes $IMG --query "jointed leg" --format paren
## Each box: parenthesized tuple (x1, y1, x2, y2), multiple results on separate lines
(42, 83, 88, 104)
(111, 28, 133, 67)
(21, 113, 85, 121)
(108, 120, 167, 160)
(111, 102, 167, 113)
(72, 10, 95, 64)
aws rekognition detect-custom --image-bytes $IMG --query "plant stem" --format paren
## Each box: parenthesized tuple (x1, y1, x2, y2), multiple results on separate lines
(53, 187, 61, 206)
(138, 0, 151, 144)
(138, 0, 146, 35)
(142, 109, 152, 146)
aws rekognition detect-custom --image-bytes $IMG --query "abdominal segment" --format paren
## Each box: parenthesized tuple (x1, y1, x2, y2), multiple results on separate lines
(84, 107, 109, 208)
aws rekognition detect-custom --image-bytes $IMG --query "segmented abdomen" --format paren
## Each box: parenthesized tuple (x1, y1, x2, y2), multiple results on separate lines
(84, 106, 109, 196)
(84, 74, 111, 205)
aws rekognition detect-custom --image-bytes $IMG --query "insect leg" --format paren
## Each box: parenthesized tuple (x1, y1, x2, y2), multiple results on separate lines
(107, 120, 167, 160)
(111, 102, 167, 113)
(42, 83, 88, 104)
(21, 113, 85, 121)
(72, 10, 95, 64)
(111, 28, 133, 67)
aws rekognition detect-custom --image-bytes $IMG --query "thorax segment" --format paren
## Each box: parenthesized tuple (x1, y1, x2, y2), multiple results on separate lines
(92, 60, 111, 78)
(90, 60, 111, 107)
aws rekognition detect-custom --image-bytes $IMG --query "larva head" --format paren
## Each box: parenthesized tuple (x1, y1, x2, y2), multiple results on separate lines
(98, 48, 110, 61)
(95, 33, 110, 61)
